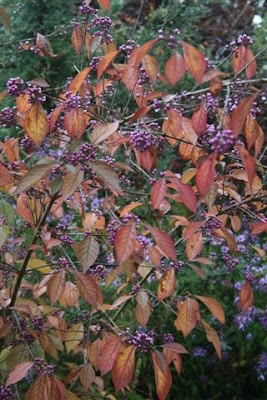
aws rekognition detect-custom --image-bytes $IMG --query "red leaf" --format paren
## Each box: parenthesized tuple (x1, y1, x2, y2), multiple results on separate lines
(135, 290, 151, 327)
(6, 362, 34, 387)
(148, 227, 177, 262)
(196, 153, 216, 196)
(143, 54, 159, 84)
(196, 295, 225, 324)
(245, 47, 257, 79)
(151, 179, 166, 210)
(201, 320, 222, 359)
(230, 93, 258, 138)
(174, 298, 200, 338)
(161, 342, 188, 355)
(244, 114, 260, 150)
(47, 271, 66, 304)
(97, 50, 120, 80)
(24, 103, 49, 147)
(191, 102, 207, 135)
(64, 108, 87, 139)
(165, 52, 186, 86)
(232, 45, 247, 75)
(240, 280, 254, 312)
(151, 350, 172, 400)
(111, 345, 136, 392)
(0, 163, 12, 186)
(181, 41, 207, 83)
(76, 271, 99, 308)
(114, 224, 136, 265)
(236, 144, 255, 186)
(251, 221, 267, 235)
(186, 231, 203, 261)
(97, 0, 110, 10)
(157, 267, 176, 302)
(122, 39, 158, 90)
(99, 335, 121, 376)
(166, 176, 197, 213)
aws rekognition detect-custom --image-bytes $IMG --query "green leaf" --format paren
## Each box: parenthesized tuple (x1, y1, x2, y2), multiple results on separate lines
(0, 199, 15, 224)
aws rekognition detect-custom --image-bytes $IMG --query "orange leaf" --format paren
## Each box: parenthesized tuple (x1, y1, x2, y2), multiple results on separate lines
(181, 41, 206, 83)
(0, 163, 12, 186)
(64, 108, 87, 139)
(186, 231, 203, 261)
(174, 298, 200, 338)
(97, 0, 110, 10)
(99, 335, 121, 376)
(191, 101, 207, 135)
(89, 339, 102, 371)
(17, 193, 34, 225)
(24, 103, 49, 147)
(157, 267, 176, 302)
(162, 342, 188, 355)
(143, 54, 159, 84)
(60, 281, 79, 307)
(120, 202, 143, 217)
(71, 26, 85, 54)
(196, 153, 216, 196)
(69, 67, 91, 94)
(230, 93, 258, 137)
(251, 221, 267, 235)
(49, 104, 63, 132)
(196, 295, 225, 324)
(47, 271, 66, 304)
(240, 280, 254, 312)
(148, 227, 177, 262)
(114, 224, 136, 265)
(201, 320, 222, 359)
(245, 47, 257, 79)
(165, 52, 186, 86)
(90, 120, 119, 145)
(151, 350, 172, 400)
(6, 362, 34, 387)
(135, 290, 151, 327)
(232, 45, 247, 75)
(16, 93, 31, 113)
(151, 179, 166, 210)
(244, 114, 260, 150)
(111, 345, 136, 392)
(76, 271, 99, 308)
(97, 50, 120, 80)
(236, 144, 255, 186)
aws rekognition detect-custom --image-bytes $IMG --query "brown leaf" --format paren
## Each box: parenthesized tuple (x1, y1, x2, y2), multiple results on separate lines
(79, 363, 95, 391)
(61, 165, 84, 201)
(0, 163, 12, 186)
(191, 102, 207, 135)
(24, 103, 49, 147)
(151, 179, 166, 210)
(6, 362, 34, 387)
(232, 45, 247, 75)
(143, 54, 159, 84)
(64, 108, 87, 139)
(186, 231, 203, 261)
(240, 280, 254, 312)
(97, 0, 110, 10)
(87, 161, 123, 194)
(196, 153, 216, 196)
(245, 47, 257, 79)
(74, 236, 100, 272)
(89, 339, 102, 371)
(236, 144, 255, 186)
(111, 345, 136, 392)
(166, 176, 197, 213)
(230, 93, 258, 138)
(196, 295, 225, 324)
(36, 33, 57, 58)
(165, 52, 186, 86)
(0, 6, 11, 30)
(90, 120, 119, 145)
(148, 227, 177, 262)
(114, 224, 136, 265)
(162, 342, 188, 355)
(244, 114, 260, 150)
(200, 320, 222, 359)
(15, 159, 56, 194)
(135, 290, 151, 327)
(76, 271, 99, 308)
(97, 50, 120, 80)
(47, 271, 66, 304)
(49, 105, 63, 132)
(157, 267, 176, 302)
(174, 298, 200, 338)
(151, 350, 172, 400)
(71, 26, 85, 54)
(99, 335, 121, 376)
(181, 41, 206, 83)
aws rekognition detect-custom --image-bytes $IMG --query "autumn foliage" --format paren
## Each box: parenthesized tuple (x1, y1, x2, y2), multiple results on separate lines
(0, 1, 266, 399)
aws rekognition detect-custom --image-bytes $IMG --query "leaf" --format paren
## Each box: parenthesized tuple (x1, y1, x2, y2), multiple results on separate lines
(97, 0, 110, 10)
(79, 363, 95, 391)
(26, 375, 65, 400)
(60, 281, 79, 307)
(151, 179, 167, 210)
(167, 176, 197, 213)
(74, 236, 100, 271)
(16, 93, 32, 113)
(69, 67, 91, 94)
(191, 102, 207, 135)
(240, 280, 254, 312)
(47, 271, 66, 304)
(196, 295, 225, 324)
(143, 54, 159, 84)
(181, 41, 206, 83)
(49, 105, 63, 132)
(135, 290, 151, 327)
(236, 144, 255, 186)
(90, 120, 119, 145)
(114, 224, 136, 265)
(186, 231, 203, 261)
(0, 226, 9, 248)
(26, 376, 45, 400)
(122, 39, 158, 90)
(64, 108, 87, 139)
(244, 114, 260, 150)
(157, 267, 176, 302)
(89, 339, 102, 371)
(120, 202, 143, 217)
(0, 200, 14, 224)
(87, 161, 122, 194)
(162, 342, 188, 355)
(71, 26, 85, 54)
(15, 159, 56, 194)
(232, 45, 247, 76)
(111, 345, 136, 392)
(28, 258, 51, 275)
(0, 6, 11, 29)
(6, 361, 34, 387)
(196, 153, 216, 196)
(65, 323, 84, 353)
(36, 33, 57, 58)
(251, 221, 267, 235)
(148, 227, 177, 262)
(165, 52, 186, 86)
(76, 272, 99, 308)
(0, 163, 12, 186)
(151, 350, 172, 400)
(230, 93, 258, 137)
(24, 103, 49, 147)
(16, 193, 34, 225)
(245, 47, 257, 79)
(174, 298, 200, 338)
(201, 321, 222, 359)
(61, 165, 84, 201)
(97, 50, 120, 79)
(99, 335, 121, 376)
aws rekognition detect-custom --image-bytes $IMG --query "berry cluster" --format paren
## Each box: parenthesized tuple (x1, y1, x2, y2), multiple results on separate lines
(77, 310, 90, 322)
(34, 358, 54, 376)
(119, 39, 136, 56)
(60, 234, 74, 245)
(157, 28, 180, 49)
(58, 257, 69, 270)
(202, 216, 222, 236)
(6, 77, 25, 96)
(206, 125, 236, 154)
(130, 284, 141, 295)
(64, 91, 82, 110)
(70, 143, 96, 166)
(0, 107, 15, 127)
(130, 129, 153, 151)
(199, 92, 219, 113)
(79, 3, 96, 16)
(136, 235, 153, 249)
(20, 136, 35, 152)
(26, 84, 46, 103)
(236, 34, 253, 46)
(125, 328, 154, 353)
(107, 219, 121, 245)
(92, 16, 112, 33)
(87, 264, 106, 280)
(31, 316, 44, 330)
(0, 386, 13, 400)
(163, 333, 174, 343)
(89, 56, 101, 71)
(222, 254, 238, 271)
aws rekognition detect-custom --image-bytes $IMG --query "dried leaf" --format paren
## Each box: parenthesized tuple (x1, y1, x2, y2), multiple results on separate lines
(65, 323, 84, 353)
(186, 231, 203, 261)
(201, 320, 222, 359)
(64, 108, 87, 139)
(165, 52, 186, 86)
(76, 271, 99, 308)
(99, 335, 121, 376)
(111, 345, 136, 392)
(24, 103, 49, 147)
(174, 298, 200, 338)
(61, 165, 84, 201)
(148, 227, 177, 262)
(181, 41, 206, 83)
(114, 224, 136, 265)
(15, 159, 56, 194)
(135, 290, 151, 327)
(157, 267, 176, 302)
(79, 363, 95, 391)
(151, 350, 172, 400)
(151, 179, 167, 210)
(0, 163, 13, 186)
(47, 271, 66, 304)
(88, 161, 122, 194)
(74, 236, 100, 271)
(196, 295, 225, 324)
(240, 280, 254, 312)
(91, 120, 119, 145)
(196, 153, 216, 196)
